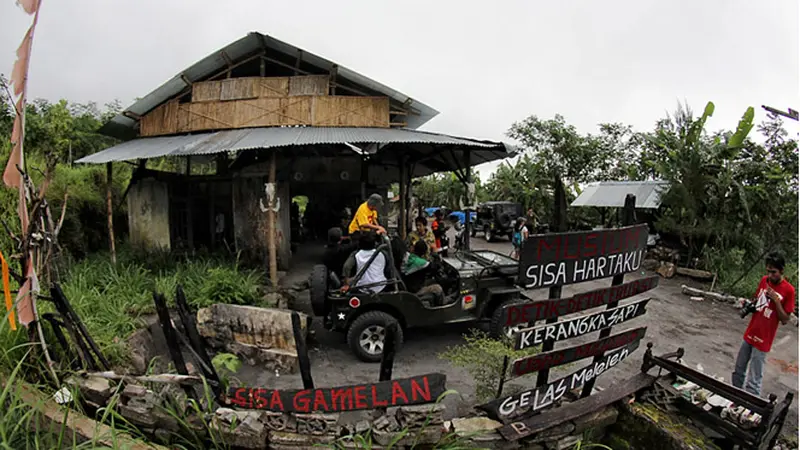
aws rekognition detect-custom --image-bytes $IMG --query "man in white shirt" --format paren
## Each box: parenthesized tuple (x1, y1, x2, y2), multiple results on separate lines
(342, 232, 393, 293)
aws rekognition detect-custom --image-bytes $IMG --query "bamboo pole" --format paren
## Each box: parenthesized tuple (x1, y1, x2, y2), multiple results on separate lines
(268, 151, 278, 287)
(106, 162, 116, 264)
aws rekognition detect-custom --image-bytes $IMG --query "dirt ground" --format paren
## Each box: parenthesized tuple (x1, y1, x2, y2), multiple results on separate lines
(243, 234, 799, 436)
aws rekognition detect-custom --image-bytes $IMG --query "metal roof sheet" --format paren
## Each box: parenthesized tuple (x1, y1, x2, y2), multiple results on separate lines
(75, 127, 518, 178)
(101, 32, 439, 139)
(570, 181, 670, 209)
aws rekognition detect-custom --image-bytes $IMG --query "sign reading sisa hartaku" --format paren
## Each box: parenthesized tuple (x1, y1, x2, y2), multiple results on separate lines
(518, 224, 649, 289)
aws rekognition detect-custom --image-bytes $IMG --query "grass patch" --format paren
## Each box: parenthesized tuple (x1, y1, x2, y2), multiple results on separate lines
(439, 330, 540, 403)
(40, 247, 266, 367)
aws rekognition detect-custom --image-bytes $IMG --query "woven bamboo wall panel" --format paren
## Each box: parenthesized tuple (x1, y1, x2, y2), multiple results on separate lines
(192, 81, 222, 102)
(139, 100, 179, 135)
(140, 95, 388, 136)
(257, 77, 289, 97)
(220, 78, 257, 101)
(312, 96, 390, 127)
(289, 75, 329, 96)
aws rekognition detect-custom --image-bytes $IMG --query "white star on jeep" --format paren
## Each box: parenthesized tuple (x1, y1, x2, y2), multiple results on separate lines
(338, 313, 346, 320)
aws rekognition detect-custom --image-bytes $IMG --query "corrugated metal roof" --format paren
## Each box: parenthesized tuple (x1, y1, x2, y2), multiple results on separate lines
(75, 127, 518, 177)
(570, 181, 670, 209)
(101, 32, 439, 139)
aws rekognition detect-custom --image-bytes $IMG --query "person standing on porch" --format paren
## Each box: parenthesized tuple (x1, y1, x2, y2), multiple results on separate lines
(348, 194, 386, 236)
(732, 252, 795, 396)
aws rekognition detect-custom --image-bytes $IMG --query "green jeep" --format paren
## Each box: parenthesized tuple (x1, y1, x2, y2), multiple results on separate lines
(309, 238, 529, 362)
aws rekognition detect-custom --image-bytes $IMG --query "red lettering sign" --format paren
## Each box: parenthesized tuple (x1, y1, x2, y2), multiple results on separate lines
(224, 373, 446, 413)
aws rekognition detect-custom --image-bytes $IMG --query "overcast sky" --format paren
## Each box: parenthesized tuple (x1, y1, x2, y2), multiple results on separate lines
(1, 0, 798, 179)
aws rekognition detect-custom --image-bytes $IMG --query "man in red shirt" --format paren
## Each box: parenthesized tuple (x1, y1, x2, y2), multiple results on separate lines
(732, 252, 795, 396)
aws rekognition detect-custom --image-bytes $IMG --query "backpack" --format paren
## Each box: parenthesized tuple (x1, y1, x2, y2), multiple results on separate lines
(512, 228, 523, 248)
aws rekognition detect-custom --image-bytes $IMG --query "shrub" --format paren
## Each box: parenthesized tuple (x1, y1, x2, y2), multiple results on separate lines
(439, 329, 540, 403)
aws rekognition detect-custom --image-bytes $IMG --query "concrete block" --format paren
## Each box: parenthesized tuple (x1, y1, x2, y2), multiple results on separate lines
(295, 413, 340, 436)
(396, 403, 445, 428)
(212, 408, 268, 449)
(451, 417, 503, 436)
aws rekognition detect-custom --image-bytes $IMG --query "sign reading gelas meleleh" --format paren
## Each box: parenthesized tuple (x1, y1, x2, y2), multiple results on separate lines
(503, 276, 658, 326)
(514, 299, 650, 351)
(518, 224, 649, 289)
(480, 342, 640, 419)
(225, 373, 446, 413)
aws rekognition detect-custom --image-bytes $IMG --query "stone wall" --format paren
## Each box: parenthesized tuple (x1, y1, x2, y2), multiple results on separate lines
(68, 373, 622, 450)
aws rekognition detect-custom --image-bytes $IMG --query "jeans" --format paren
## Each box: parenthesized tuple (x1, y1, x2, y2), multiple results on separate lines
(732, 340, 767, 396)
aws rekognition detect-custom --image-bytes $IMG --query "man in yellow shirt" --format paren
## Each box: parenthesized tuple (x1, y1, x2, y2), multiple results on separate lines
(348, 194, 386, 236)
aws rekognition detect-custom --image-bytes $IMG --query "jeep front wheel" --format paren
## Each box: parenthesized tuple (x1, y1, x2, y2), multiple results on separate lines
(346, 311, 404, 363)
(489, 299, 525, 340)
(484, 227, 493, 242)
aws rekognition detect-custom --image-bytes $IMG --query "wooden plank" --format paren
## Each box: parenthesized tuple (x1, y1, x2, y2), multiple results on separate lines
(514, 299, 650, 351)
(289, 75, 328, 96)
(139, 100, 179, 136)
(512, 327, 646, 378)
(518, 224, 649, 289)
(480, 342, 640, 421)
(498, 372, 656, 441)
(503, 276, 658, 326)
(225, 373, 447, 413)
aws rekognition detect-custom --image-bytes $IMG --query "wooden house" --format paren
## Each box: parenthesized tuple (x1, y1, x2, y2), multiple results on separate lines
(78, 32, 516, 274)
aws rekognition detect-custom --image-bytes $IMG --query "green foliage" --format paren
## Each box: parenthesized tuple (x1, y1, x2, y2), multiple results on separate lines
(42, 248, 264, 366)
(439, 330, 540, 403)
(0, 87, 129, 260)
(412, 171, 488, 210)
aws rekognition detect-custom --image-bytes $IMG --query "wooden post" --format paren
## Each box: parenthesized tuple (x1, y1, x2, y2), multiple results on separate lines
(379, 322, 398, 382)
(291, 312, 314, 389)
(268, 152, 278, 287)
(399, 155, 407, 239)
(581, 194, 636, 398)
(106, 162, 116, 265)
(463, 150, 472, 250)
(152, 292, 195, 398)
(175, 285, 218, 382)
(536, 174, 567, 387)
(496, 354, 509, 398)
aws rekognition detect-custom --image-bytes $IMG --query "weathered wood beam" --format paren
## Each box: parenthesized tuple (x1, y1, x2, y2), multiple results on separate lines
(106, 163, 116, 265)
(329, 64, 338, 95)
(294, 49, 303, 75)
(122, 111, 142, 121)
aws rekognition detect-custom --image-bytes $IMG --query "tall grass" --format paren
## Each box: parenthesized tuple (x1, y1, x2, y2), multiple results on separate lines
(40, 247, 265, 366)
(0, 319, 152, 449)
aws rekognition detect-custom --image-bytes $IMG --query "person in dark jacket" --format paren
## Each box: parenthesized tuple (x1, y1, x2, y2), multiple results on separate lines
(323, 227, 356, 278)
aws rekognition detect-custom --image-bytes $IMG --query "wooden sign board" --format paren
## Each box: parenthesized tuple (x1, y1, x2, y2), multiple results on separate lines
(514, 299, 650, 351)
(225, 373, 446, 413)
(518, 224, 649, 289)
(480, 342, 640, 420)
(503, 276, 658, 326)
(511, 327, 646, 378)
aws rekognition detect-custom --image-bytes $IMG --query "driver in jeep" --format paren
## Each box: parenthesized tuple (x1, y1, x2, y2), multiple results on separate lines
(341, 231, 393, 294)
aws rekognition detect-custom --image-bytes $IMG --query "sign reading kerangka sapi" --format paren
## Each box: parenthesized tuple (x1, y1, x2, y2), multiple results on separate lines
(514, 299, 650, 351)
(518, 224, 649, 288)
(503, 276, 658, 326)
(511, 327, 646, 377)
(225, 373, 446, 413)
(480, 342, 640, 419)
